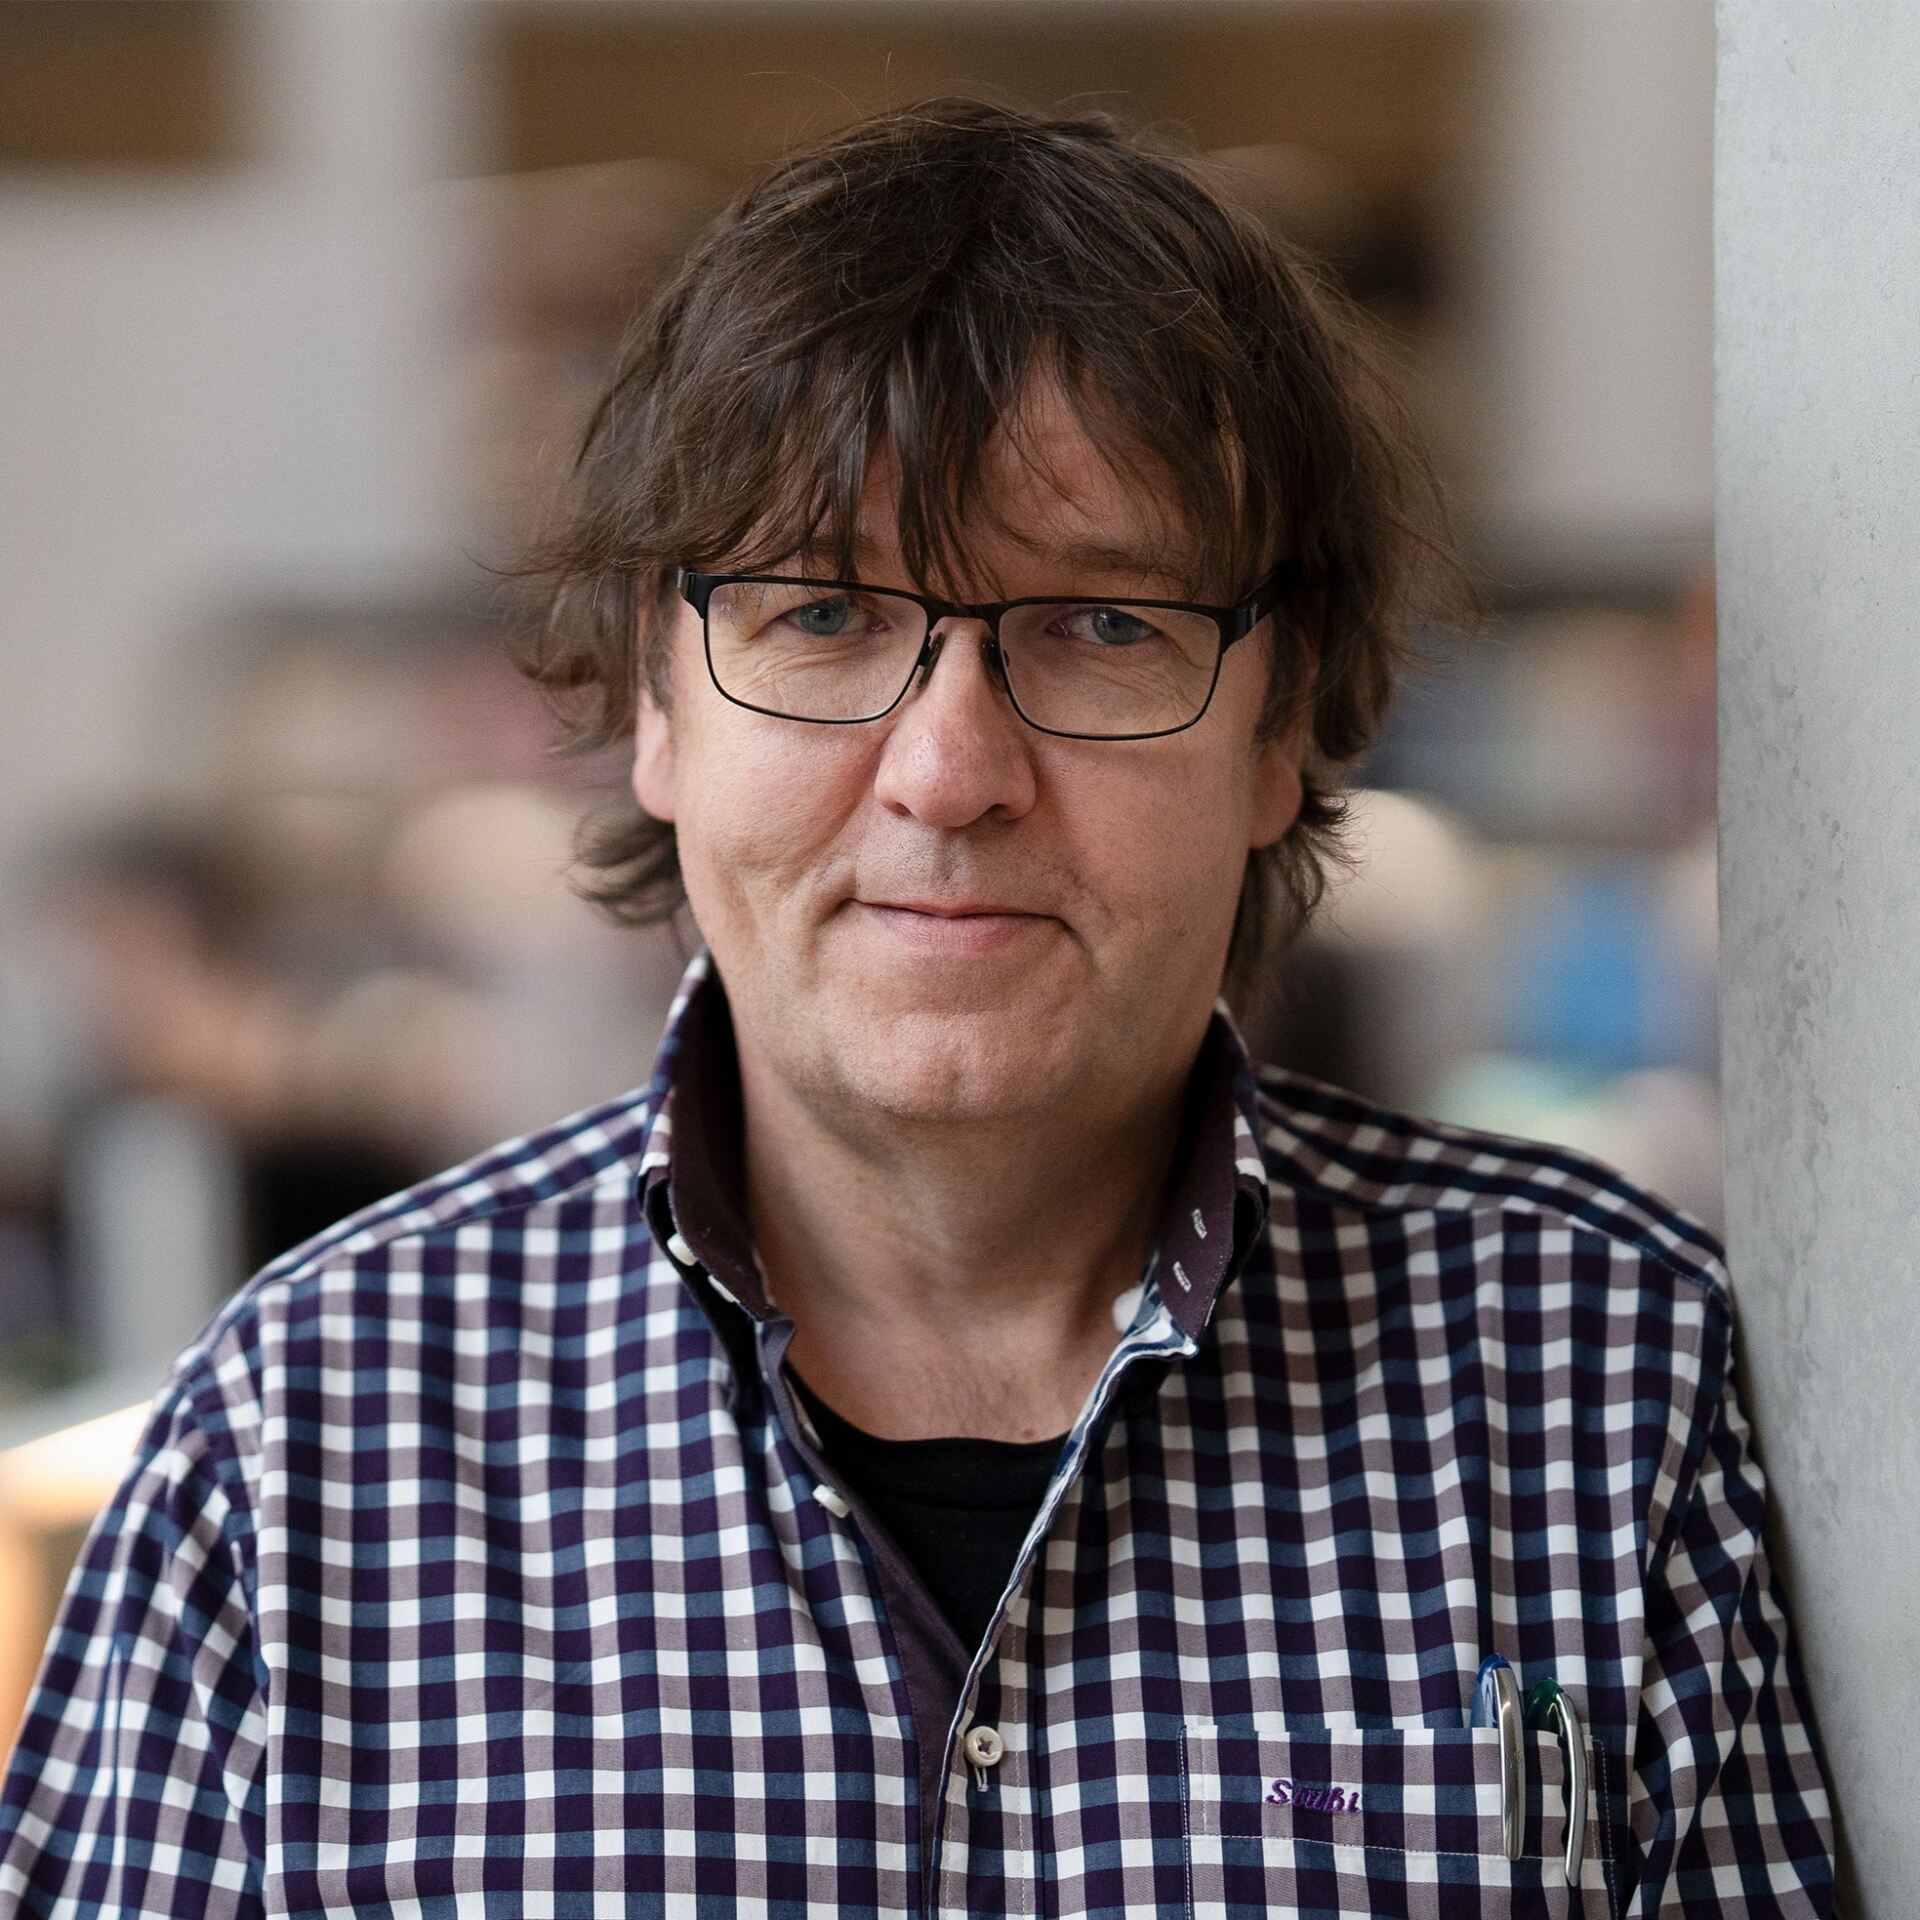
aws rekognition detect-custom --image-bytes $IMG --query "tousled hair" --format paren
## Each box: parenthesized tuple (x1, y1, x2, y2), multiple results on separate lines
(513, 97, 1475, 1008)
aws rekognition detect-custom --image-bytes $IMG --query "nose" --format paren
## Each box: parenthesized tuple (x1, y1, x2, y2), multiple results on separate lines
(870, 616, 1038, 830)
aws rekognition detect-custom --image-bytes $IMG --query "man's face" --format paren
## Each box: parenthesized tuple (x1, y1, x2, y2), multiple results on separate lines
(633, 382, 1306, 1134)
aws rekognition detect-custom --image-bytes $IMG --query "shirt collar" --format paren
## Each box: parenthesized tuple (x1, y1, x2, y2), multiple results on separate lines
(638, 949, 1270, 1350)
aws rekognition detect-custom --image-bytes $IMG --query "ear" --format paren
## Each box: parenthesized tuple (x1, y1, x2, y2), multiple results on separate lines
(1247, 729, 1306, 851)
(632, 684, 677, 822)
(1247, 643, 1317, 851)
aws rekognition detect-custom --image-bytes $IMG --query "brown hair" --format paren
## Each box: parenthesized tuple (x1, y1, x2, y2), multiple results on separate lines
(514, 97, 1474, 1007)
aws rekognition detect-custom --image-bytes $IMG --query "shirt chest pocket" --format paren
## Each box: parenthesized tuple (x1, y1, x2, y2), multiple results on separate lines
(1182, 1719, 1619, 1920)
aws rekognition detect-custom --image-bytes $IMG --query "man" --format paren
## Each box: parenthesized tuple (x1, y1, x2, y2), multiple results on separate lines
(0, 101, 1833, 1917)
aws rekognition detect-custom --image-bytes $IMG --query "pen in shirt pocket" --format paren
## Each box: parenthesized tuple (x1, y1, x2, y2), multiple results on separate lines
(1470, 1653, 1526, 1861)
(1525, 1676, 1588, 1889)
(1470, 1655, 1589, 1887)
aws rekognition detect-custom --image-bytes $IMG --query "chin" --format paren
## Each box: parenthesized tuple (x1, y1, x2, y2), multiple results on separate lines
(833, 1005, 1075, 1126)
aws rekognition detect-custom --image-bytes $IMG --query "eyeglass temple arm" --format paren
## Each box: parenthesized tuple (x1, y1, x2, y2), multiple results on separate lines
(1226, 561, 1298, 646)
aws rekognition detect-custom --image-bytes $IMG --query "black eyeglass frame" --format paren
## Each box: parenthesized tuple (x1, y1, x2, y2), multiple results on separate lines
(674, 560, 1298, 742)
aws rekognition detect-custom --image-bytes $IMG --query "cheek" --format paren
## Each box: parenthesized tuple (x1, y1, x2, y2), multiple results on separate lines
(1056, 748, 1253, 926)
(674, 718, 872, 909)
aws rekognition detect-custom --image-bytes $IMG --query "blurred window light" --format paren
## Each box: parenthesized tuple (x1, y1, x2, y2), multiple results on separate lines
(0, 1402, 144, 1537)
(0, 1398, 146, 1748)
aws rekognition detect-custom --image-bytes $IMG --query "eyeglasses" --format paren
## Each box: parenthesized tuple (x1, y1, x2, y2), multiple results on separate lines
(675, 562, 1296, 742)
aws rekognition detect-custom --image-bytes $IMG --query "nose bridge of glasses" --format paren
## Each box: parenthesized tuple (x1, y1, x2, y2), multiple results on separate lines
(912, 607, 1007, 694)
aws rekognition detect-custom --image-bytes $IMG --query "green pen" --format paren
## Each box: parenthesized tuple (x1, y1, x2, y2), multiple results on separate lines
(1524, 1676, 1565, 1730)
(1524, 1675, 1588, 1888)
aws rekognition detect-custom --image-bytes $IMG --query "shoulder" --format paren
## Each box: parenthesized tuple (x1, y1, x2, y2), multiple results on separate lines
(161, 1082, 668, 1428)
(1241, 1063, 1734, 1555)
(1246, 1060, 1730, 1312)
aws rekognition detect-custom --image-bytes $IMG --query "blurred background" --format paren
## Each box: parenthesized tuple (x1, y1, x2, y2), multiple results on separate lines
(0, 0, 1715, 1725)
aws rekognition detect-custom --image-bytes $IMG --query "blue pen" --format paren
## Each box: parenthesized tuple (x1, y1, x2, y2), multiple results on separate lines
(1470, 1654, 1524, 1861)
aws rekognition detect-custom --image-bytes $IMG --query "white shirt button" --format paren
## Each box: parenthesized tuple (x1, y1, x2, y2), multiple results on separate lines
(962, 1724, 1005, 1769)
(812, 1484, 851, 1519)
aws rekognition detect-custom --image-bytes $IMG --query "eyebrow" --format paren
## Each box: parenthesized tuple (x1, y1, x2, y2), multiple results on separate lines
(787, 532, 1199, 598)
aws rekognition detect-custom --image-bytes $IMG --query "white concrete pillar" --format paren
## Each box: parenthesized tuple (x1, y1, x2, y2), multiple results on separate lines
(1716, 4, 1920, 1902)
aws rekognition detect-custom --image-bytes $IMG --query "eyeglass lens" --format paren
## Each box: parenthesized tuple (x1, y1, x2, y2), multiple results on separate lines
(704, 580, 1222, 736)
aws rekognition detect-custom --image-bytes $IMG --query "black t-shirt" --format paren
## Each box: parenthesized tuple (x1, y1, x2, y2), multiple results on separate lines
(789, 1370, 1068, 1652)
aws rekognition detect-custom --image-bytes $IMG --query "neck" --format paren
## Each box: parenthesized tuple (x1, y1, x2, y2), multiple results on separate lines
(741, 1046, 1193, 1442)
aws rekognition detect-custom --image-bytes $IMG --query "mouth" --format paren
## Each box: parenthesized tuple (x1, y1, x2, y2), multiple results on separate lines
(860, 898, 1036, 918)
(848, 898, 1057, 954)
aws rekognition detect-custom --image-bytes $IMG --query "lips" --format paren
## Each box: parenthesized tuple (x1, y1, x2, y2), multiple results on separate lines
(857, 899, 1038, 918)
(847, 898, 1056, 953)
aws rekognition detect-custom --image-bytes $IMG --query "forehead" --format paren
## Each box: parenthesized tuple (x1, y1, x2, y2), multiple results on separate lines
(779, 373, 1209, 598)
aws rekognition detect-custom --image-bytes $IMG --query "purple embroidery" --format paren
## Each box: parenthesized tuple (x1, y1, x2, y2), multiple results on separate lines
(1265, 1777, 1362, 1814)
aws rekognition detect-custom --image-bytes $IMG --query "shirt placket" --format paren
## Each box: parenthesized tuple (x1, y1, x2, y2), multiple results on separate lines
(928, 1300, 1198, 1920)
(738, 1263, 1191, 1920)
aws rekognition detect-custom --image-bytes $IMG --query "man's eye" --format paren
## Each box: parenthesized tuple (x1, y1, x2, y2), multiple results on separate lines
(1069, 606, 1159, 648)
(786, 596, 856, 637)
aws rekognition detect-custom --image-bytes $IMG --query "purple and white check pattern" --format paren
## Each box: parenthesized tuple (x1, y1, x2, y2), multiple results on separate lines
(0, 951, 1834, 1916)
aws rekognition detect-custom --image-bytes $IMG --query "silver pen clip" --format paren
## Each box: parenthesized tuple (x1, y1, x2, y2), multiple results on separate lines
(1529, 1681, 1588, 1888)
(1490, 1663, 1524, 1861)
(1472, 1655, 1526, 1861)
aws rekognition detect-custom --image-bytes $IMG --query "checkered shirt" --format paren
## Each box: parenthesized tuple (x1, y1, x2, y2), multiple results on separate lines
(0, 951, 1835, 1917)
